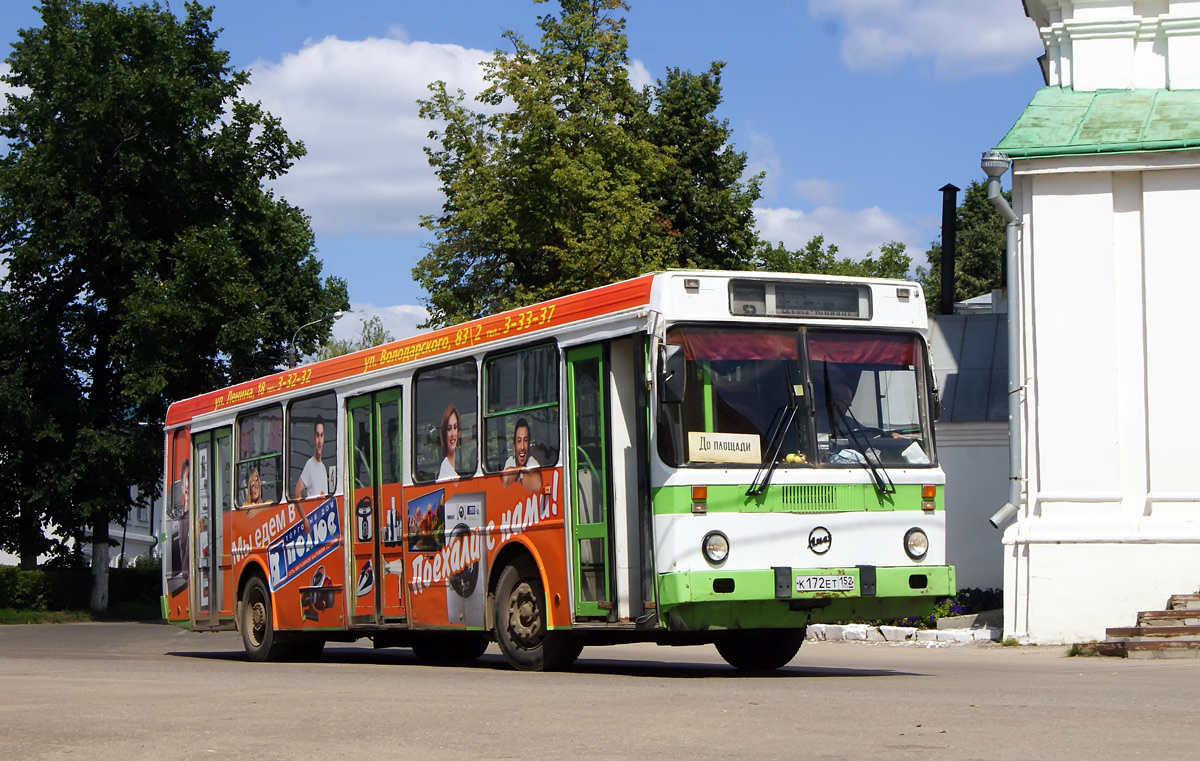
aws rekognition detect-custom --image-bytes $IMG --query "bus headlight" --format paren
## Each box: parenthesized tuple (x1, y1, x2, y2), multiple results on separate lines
(702, 531, 730, 564)
(903, 528, 929, 560)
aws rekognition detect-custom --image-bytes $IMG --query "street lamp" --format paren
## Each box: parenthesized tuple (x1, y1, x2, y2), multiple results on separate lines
(289, 310, 345, 368)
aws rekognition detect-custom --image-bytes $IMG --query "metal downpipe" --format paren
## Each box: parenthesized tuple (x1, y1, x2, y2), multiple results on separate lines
(981, 151, 1022, 530)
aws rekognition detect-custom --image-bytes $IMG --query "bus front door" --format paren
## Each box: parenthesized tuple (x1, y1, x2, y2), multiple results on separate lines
(567, 345, 614, 618)
(347, 390, 406, 626)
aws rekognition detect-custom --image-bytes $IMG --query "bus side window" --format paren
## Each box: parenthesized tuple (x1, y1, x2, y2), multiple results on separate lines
(288, 392, 338, 501)
(482, 343, 560, 475)
(413, 359, 478, 483)
(236, 406, 282, 507)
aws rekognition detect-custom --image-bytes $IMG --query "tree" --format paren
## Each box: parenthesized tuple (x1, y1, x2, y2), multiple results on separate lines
(755, 235, 913, 280)
(0, 1, 347, 600)
(415, 0, 761, 328)
(314, 315, 395, 361)
(640, 63, 762, 271)
(916, 180, 1007, 312)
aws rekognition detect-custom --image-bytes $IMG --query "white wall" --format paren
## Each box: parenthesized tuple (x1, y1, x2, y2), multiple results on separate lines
(938, 422, 1008, 590)
(1004, 156, 1200, 643)
(1029, 0, 1200, 90)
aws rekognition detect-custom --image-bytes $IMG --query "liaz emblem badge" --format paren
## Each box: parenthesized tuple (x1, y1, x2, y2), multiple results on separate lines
(808, 526, 832, 555)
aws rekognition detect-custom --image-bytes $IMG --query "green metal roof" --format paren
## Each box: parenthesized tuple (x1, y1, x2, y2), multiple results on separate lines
(995, 87, 1200, 158)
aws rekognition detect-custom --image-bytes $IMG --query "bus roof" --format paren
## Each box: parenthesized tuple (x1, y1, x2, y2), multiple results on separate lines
(164, 270, 927, 428)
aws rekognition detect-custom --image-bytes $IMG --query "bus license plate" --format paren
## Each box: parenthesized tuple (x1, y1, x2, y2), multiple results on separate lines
(795, 574, 855, 593)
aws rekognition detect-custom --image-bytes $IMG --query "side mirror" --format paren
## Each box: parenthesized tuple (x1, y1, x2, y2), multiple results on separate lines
(928, 368, 942, 422)
(658, 344, 685, 403)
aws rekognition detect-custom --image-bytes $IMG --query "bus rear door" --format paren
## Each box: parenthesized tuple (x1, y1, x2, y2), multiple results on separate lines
(190, 427, 232, 629)
(347, 390, 406, 625)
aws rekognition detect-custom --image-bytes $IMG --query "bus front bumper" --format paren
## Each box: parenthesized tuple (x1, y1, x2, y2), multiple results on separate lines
(656, 565, 955, 631)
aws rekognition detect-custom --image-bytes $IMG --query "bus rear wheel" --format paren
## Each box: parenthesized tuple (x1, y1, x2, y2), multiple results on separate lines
(715, 628, 806, 670)
(494, 557, 581, 671)
(240, 575, 291, 662)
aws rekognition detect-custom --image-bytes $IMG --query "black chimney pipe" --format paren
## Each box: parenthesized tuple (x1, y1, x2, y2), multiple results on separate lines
(939, 183, 960, 316)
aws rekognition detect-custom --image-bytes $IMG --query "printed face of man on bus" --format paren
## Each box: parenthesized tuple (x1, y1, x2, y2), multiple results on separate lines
(312, 422, 325, 462)
(512, 422, 531, 467)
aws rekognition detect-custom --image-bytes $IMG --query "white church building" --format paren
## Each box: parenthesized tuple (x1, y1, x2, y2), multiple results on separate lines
(992, 0, 1200, 643)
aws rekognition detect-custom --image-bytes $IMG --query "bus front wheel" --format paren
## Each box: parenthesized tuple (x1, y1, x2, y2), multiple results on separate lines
(240, 575, 291, 662)
(494, 557, 581, 671)
(715, 628, 806, 670)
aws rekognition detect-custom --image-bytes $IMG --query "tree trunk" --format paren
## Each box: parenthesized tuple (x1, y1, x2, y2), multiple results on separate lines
(18, 500, 43, 570)
(90, 520, 110, 613)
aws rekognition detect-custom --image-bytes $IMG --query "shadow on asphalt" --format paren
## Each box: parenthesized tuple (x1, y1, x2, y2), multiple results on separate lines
(167, 645, 918, 679)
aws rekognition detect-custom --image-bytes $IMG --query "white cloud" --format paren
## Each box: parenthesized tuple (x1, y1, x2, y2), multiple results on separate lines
(628, 58, 653, 91)
(808, 0, 1044, 77)
(755, 204, 919, 259)
(243, 35, 491, 236)
(793, 178, 843, 205)
(746, 132, 786, 200)
(334, 302, 429, 344)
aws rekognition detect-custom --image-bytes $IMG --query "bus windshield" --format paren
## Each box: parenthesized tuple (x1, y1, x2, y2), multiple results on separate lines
(657, 326, 934, 469)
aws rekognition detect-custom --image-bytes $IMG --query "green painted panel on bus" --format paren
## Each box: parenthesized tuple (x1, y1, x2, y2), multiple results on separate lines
(656, 565, 956, 629)
(651, 483, 942, 515)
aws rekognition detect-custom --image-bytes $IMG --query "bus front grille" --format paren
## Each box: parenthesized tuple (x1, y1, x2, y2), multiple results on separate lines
(778, 484, 855, 512)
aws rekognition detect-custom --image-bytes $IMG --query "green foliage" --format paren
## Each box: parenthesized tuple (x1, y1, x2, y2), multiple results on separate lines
(641, 62, 762, 270)
(0, 563, 160, 618)
(755, 236, 913, 280)
(415, 0, 761, 327)
(0, 1, 347, 575)
(916, 180, 1008, 312)
(0, 609, 94, 624)
(314, 315, 395, 361)
(0, 566, 88, 610)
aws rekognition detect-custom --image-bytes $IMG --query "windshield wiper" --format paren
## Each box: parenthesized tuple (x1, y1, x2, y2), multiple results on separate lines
(746, 402, 798, 497)
(747, 363, 801, 498)
(832, 408, 896, 497)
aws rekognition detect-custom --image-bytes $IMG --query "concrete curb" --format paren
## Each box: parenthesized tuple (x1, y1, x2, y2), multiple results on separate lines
(807, 622, 1001, 645)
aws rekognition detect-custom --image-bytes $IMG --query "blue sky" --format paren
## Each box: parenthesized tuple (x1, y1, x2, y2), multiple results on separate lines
(1, 1, 1047, 341)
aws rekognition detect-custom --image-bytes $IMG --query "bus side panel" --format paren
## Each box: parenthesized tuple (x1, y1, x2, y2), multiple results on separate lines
(228, 495, 347, 632)
(403, 468, 569, 629)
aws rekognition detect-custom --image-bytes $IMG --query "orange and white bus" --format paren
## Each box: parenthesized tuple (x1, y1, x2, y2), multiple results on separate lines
(162, 270, 953, 670)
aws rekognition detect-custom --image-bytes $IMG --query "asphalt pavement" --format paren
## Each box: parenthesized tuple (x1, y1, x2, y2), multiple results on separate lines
(1, 621, 1197, 760)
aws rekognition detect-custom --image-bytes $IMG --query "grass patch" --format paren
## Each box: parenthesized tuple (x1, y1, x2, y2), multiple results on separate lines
(1001, 636, 1020, 647)
(0, 608, 94, 625)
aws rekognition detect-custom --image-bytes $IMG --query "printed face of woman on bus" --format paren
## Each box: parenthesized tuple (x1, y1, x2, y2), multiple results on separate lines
(180, 460, 190, 509)
(442, 408, 460, 458)
(247, 468, 262, 504)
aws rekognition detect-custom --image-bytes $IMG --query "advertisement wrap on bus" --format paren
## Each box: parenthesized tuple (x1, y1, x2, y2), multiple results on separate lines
(163, 270, 954, 671)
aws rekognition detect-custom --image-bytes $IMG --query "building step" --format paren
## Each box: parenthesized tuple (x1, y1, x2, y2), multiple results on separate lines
(1167, 594, 1200, 611)
(1090, 639, 1200, 660)
(1137, 610, 1200, 627)
(1105, 625, 1200, 640)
